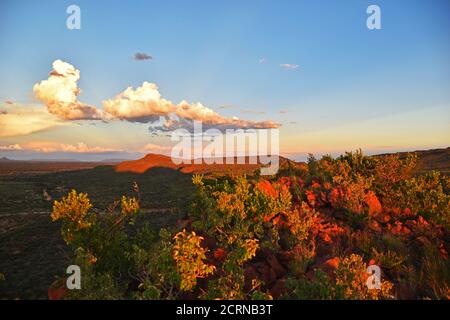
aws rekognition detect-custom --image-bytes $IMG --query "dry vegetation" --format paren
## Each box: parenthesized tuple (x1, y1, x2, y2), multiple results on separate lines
(38, 150, 449, 300)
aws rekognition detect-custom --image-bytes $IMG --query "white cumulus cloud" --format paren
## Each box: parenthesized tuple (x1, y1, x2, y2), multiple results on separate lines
(30, 60, 280, 134)
(33, 60, 103, 120)
(103, 82, 175, 122)
(103, 82, 280, 132)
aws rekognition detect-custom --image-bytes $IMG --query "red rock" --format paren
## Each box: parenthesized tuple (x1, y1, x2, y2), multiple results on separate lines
(278, 177, 292, 188)
(313, 257, 340, 278)
(417, 216, 429, 226)
(391, 222, 403, 235)
(369, 220, 382, 232)
(329, 187, 344, 208)
(324, 257, 340, 270)
(311, 181, 321, 189)
(321, 233, 332, 243)
(320, 191, 328, 204)
(272, 214, 287, 227)
(306, 190, 316, 207)
(439, 242, 448, 260)
(48, 279, 66, 300)
(213, 248, 227, 262)
(403, 208, 413, 216)
(365, 191, 382, 215)
(402, 226, 411, 235)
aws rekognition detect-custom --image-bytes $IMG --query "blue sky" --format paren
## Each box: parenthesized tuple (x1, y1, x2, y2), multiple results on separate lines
(0, 0, 449, 161)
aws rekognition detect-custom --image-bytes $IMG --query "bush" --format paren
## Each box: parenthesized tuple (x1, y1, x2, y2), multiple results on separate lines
(51, 149, 449, 300)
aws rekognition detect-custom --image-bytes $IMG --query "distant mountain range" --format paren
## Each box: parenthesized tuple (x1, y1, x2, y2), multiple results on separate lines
(115, 153, 271, 175)
(1, 147, 448, 175)
(115, 147, 449, 175)
(98, 158, 130, 163)
(0, 157, 127, 163)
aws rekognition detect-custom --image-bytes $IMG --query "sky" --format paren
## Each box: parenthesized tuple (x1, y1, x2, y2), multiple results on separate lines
(0, 0, 449, 161)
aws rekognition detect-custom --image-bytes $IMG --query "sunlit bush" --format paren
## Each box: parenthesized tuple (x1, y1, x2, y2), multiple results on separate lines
(172, 230, 216, 292)
(51, 149, 449, 300)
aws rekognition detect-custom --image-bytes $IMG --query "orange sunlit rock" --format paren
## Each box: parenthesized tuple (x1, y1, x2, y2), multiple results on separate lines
(213, 248, 227, 261)
(305, 190, 316, 206)
(325, 257, 340, 269)
(369, 220, 382, 232)
(48, 279, 66, 300)
(439, 243, 448, 260)
(329, 187, 344, 208)
(365, 191, 382, 215)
